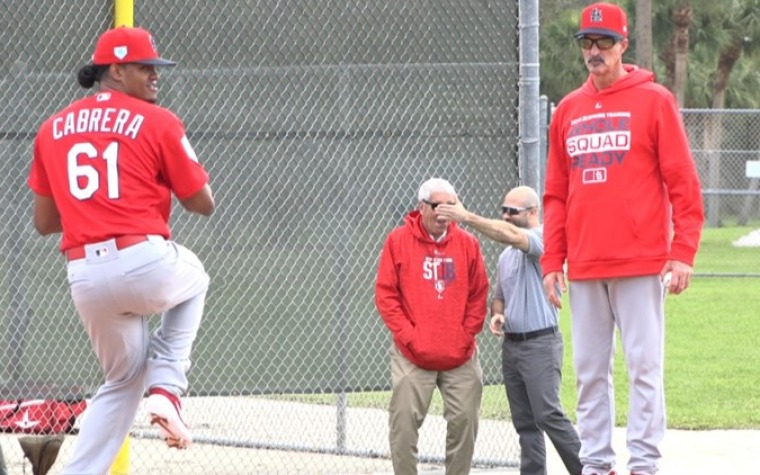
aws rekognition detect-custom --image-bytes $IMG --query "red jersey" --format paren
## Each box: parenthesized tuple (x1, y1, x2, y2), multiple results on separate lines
(375, 211, 489, 371)
(28, 90, 209, 252)
(542, 65, 704, 280)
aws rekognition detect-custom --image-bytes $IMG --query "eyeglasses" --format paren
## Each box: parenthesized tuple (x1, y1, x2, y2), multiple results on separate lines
(423, 199, 455, 210)
(501, 206, 535, 216)
(577, 36, 618, 50)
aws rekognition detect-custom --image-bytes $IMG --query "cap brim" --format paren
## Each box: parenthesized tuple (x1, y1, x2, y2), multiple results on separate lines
(133, 58, 177, 66)
(574, 28, 624, 40)
(91, 58, 177, 67)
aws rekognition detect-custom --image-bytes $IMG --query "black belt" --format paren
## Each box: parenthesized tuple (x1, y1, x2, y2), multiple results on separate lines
(504, 325, 558, 342)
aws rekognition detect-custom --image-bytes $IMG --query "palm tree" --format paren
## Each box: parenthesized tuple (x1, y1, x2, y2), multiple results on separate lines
(689, 0, 760, 224)
(538, 2, 590, 104)
(634, 0, 654, 70)
(671, 2, 692, 106)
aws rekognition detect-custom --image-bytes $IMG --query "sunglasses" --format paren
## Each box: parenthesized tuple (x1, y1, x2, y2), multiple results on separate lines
(423, 199, 455, 210)
(577, 36, 618, 50)
(501, 206, 535, 216)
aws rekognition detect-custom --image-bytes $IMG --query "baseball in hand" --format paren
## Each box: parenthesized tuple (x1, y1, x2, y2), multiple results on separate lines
(662, 272, 672, 288)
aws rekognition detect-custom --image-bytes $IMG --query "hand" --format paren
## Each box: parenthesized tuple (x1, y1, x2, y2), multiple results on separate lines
(661, 260, 694, 295)
(435, 200, 469, 224)
(543, 271, 565, 309)
(489, 313, 505, 337)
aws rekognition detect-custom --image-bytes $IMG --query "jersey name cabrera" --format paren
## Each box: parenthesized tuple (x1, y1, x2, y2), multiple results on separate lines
(51, 102, 145, 140)
(28, 91, 209, 251)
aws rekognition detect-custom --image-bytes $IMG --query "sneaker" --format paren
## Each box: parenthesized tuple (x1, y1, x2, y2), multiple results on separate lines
(145, 387, 192, 449)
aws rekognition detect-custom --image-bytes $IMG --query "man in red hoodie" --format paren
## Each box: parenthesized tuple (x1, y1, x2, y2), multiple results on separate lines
(542, 3, 704, 475)
(375, 177, 489, 475)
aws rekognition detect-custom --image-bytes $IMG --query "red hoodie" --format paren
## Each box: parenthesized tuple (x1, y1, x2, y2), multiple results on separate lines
(542, 65, 704, 280)
(375, 210, 489, 371)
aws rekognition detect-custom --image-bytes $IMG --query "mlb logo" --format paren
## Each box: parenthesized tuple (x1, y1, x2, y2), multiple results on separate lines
(583, 168, 607, 184)
(95, 247, 109, 257)
(113, 46, 128, 60)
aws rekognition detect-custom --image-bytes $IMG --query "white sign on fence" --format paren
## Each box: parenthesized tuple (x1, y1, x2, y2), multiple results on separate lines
(746, 161, 760, 178)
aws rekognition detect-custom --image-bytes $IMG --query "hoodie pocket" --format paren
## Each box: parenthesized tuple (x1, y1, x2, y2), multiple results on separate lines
(566, 198, 659, 263)
(408, 326, 472, 369)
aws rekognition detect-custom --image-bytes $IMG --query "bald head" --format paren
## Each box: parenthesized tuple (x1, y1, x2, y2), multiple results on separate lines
(505, 186, 539, 210)
(500, 185, 540, 229)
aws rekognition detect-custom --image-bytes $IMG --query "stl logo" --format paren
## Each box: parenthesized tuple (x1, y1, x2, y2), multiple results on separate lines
(590, 7, 603, 23)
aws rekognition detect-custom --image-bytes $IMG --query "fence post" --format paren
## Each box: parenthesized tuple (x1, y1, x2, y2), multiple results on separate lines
(519, 0, 540, 190)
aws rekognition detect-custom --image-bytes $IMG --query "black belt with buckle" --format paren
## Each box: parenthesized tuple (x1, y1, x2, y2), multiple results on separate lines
(504, 325, 559, 342)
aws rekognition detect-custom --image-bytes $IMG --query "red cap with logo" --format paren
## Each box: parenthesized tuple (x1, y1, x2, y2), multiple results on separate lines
(92, 26, 176, 66)
(575, 2, 628, 40)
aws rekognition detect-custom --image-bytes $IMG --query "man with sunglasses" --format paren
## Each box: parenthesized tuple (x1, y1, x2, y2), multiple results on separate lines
(437, 187, 582, 475)
(375, 178, 489, 474)
(542, 3, 704, 475)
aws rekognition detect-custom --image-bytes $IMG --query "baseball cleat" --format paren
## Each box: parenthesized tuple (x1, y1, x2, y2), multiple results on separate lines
(146, 387, 192, 449)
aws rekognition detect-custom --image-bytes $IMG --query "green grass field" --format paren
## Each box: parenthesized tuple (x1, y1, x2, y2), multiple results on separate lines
(288, 224, 760, 430)
(502, 223, 760, 429)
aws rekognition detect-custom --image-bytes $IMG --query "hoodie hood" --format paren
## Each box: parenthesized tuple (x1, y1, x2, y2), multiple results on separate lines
(581, 64, 654, 97)
(403, 209, 457, 243)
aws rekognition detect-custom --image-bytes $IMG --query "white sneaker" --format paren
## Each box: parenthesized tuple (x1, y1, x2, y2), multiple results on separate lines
(145, 388, 192, 449)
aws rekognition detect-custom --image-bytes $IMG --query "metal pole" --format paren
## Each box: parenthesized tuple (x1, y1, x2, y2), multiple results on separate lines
(335, 63, 351, 454)
(539, 95, 549, 202)
(518, 0, 541, 191)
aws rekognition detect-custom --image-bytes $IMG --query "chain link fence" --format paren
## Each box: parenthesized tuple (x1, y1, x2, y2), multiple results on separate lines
(2, 1, 527, 473)
(7, 2, 755, 473)
(682, 109, 760, 228)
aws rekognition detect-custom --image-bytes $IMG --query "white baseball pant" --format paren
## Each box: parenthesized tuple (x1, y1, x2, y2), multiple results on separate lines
(61, 236, 209, 475)
(569, 275, 665, 475)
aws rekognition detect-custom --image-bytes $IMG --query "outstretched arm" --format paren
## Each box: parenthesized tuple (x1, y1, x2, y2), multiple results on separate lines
(436, 201, 529, 252)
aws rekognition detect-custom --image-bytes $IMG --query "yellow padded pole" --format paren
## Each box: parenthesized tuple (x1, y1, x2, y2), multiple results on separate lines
(110, 2, 133, 473)
(114, 0, 134, 28)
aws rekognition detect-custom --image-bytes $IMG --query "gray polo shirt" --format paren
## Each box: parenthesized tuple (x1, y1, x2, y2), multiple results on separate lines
(493, 225, 559, 333)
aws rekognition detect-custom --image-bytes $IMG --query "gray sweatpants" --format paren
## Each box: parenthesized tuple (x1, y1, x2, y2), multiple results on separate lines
(62, 236, 209, 475)
(569, 275, 666, 475)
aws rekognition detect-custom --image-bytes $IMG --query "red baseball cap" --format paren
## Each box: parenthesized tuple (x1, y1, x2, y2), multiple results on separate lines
(92, 26, 176, 66)
(575, 2, 628, 40)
